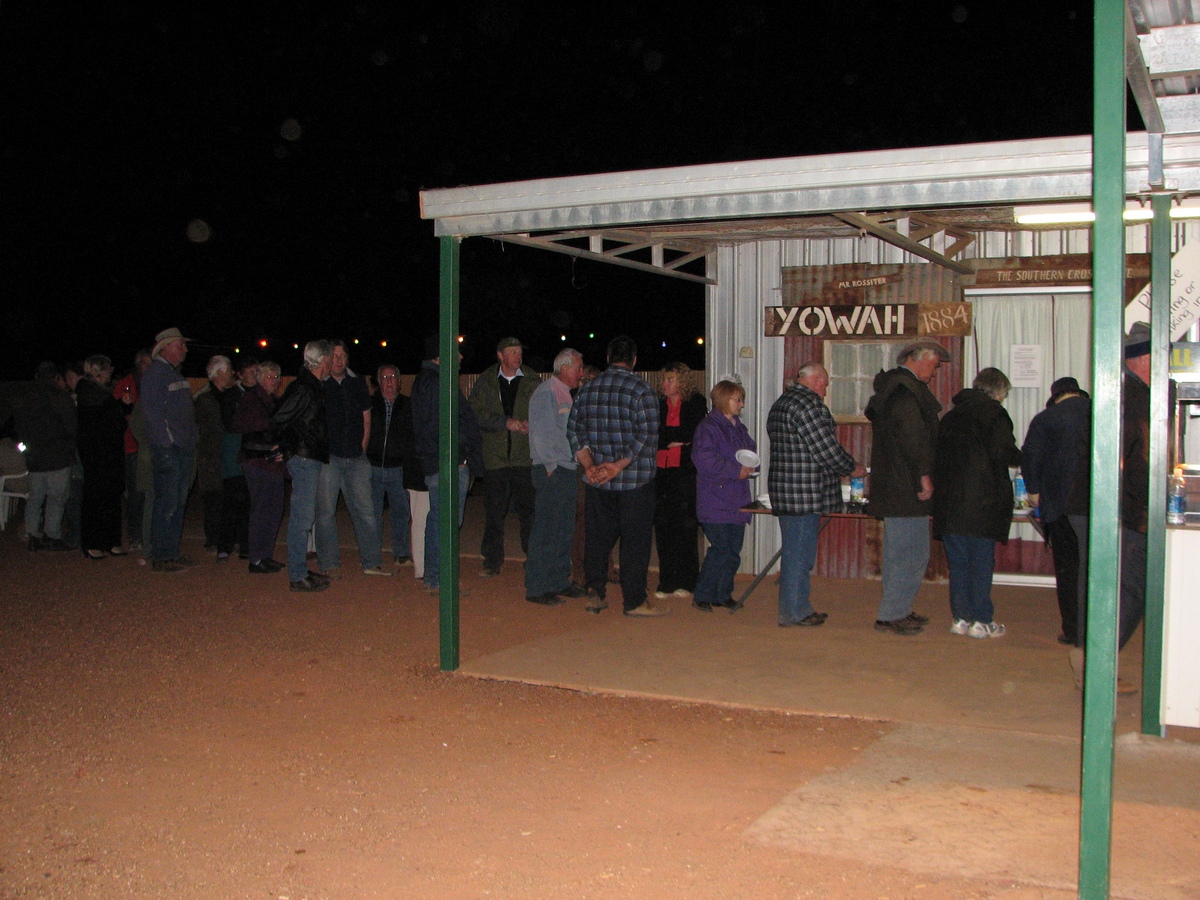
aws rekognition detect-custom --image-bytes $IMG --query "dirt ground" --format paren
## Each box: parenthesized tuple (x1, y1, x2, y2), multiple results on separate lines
(0, 508, 1190, 899)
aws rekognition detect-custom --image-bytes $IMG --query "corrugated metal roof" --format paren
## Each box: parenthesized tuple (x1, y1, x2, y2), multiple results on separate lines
(421, 132, 1200, 243)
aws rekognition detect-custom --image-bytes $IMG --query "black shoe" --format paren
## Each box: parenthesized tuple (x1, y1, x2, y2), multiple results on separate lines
(712, 598, 738, 609)
(1057, 633, 1076, 645)
(248, 561, 275, 574)
(900, 612, 929, 626)
(262, 558, 284, 572)
(554, 583, 587, 599)
(526, 592, 566, 606)
(692, 599, 713, 612)
(307, 569, 330, 583)
(875, 617, 923, 635)
(290, 575, 330, 593)
(238, 552, 250, 560)
(27, 535, 42, 552)
(42, 537, 70, 552)
(780, 612, 827, 627)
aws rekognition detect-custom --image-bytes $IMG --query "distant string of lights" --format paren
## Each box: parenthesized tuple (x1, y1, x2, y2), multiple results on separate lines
(231, 334, 703, 355)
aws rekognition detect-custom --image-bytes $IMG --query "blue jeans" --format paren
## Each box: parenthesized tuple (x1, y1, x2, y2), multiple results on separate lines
(879, 517, 930, 621)
(942, 533, 997, 623)
(150, 444, 194, 562)
(286, 456, 324, 581)
(25, 466, 71, 540)
(316, 453, 382, 571)
(371, 465, 411, 560)
(423, 466, 470, 589)
(695, 522, 745, 606)
(525, 465, 579, 596)
(778, 514, 822, 624)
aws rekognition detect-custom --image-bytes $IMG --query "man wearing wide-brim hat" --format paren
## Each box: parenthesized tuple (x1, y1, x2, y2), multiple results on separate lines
(141, 326, 198, 573)
(1065, 322, 1154, 694)
(862, 338, 952, 635)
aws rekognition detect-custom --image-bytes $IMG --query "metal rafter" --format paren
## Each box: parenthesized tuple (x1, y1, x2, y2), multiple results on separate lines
(832, 211, 975, 274)
(492, 231, 714, 284)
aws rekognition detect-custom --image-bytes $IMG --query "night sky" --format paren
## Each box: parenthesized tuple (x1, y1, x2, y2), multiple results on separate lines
(1, 2, 1101, 380)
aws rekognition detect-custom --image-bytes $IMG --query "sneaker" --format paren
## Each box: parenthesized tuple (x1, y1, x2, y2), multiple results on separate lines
(584, 590, 608, 614)
(217, 552, 230, 562)
(290, 575, 330, 593)
(478, 566, 500, 578)
(875, 618, 923, 636)
(654, 590, 671, 599)
(526, 592, 566, 606)
(967, 621, 1006, 639)
(692, 599, 713, 612)
(363, 566, 393, 577)
(949, 618, 971, 635)
(394, 556, 413, 567)
(781, 612, 827, 627)
(672, 588, 693, 598)
(151, 559, 187, 574)
(624, 600, 669, 617)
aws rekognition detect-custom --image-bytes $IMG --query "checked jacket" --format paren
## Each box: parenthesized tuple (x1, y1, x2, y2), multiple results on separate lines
(766, 382, 856, 515)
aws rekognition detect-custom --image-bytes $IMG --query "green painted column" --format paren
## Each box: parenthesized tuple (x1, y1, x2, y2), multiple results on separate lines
(1143, 192, 1169, 735)
(438, 235, 462, 672)
(1080, 0, 1124, 894)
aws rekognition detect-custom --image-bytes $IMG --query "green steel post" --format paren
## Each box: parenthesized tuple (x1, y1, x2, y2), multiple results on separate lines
(1143, 193, 1169, 735)
(438, 236, 461, 672)
(1080, 0, 1124, 895)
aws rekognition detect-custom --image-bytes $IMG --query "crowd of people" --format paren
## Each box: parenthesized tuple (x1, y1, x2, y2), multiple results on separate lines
(5, 323, 1153, 666)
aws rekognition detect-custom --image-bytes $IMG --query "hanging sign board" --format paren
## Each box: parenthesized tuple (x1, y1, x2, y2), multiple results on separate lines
(763, 302, 971, 338)
(1124, 240, 1200, 340)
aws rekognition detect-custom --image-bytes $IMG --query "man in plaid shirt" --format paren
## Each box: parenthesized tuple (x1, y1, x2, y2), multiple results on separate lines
(568, 335, 663, 617)
(767, 363, 864, 627)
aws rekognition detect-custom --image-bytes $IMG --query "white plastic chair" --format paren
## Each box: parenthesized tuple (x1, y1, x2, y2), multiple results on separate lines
(0, 470, 28, 530)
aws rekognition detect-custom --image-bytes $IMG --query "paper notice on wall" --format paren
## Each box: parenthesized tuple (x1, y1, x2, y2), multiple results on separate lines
(1125, 239, 1200, 340)
(1009, 345, 1044, 388)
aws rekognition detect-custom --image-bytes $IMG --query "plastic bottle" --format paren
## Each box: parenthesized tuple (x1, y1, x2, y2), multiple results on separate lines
(1168, 467, 1187, 525)
(1013, 474, 1028, 510)
(850, 474, 865, 504)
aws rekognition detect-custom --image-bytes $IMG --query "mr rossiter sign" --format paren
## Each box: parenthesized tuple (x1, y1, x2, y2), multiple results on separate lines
(763, 302, 972, 338)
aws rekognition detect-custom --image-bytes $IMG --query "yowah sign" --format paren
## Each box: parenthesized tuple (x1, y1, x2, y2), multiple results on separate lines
(764, 302, 971, 338)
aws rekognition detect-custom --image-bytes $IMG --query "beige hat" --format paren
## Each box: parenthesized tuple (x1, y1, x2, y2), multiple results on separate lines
(152, 327, 191, 358)
(896, 339, 951, 365)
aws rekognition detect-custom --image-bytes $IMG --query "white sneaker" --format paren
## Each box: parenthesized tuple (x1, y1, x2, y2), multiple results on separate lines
(967, 620, 1006, 639)
(362, 566, 393, 577)
(949, 618, 971, 635)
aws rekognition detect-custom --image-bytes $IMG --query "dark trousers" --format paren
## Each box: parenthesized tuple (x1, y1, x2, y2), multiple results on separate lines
(1068, 515, 1146, 651)
(219, 474, 250, 554)
(81, 475, 123, 552)
(1045, 517, 1080, 643)
(584, 481, 655, 612)
(243, 465, 285, 564)
(124, 452, 144, 544)
(202, 489, 223, 548)
(480, 465, 535, 570)
(653, 467, 699, 592)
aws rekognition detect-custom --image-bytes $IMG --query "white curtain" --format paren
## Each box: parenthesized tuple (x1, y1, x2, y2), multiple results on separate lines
(963, 292, 1092, 447)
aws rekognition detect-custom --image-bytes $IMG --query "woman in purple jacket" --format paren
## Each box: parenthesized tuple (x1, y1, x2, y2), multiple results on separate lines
(691, 380, 757, 611)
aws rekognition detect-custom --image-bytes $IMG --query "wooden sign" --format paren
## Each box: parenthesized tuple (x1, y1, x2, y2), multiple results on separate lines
(764, 302, 972, 338)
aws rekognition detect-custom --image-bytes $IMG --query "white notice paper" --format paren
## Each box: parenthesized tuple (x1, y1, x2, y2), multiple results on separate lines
(1009, 345, 1043, 388)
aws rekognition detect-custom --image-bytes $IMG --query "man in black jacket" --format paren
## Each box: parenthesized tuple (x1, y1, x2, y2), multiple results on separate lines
(864, 339, 949, 636)
(367, 364, 416, 568)
(13, 361, 77, 551)
(270, 340, 333, 592)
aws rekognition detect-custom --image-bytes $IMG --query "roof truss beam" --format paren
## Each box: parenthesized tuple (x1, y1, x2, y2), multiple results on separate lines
(832, 211, 975, 274)
(492, 232, 714, 285)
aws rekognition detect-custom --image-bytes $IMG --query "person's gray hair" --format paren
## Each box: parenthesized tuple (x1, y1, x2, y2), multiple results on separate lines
(973, 367, 1011, 401)
(256, 361, 281, 379)
(553, 348, 582, 374)
(303, 340, 333, 371)
(206, 355, 232, 380)
(795, 361, 825, 382)
(376, 363, 399, 381)
(83, 354, 113, 380)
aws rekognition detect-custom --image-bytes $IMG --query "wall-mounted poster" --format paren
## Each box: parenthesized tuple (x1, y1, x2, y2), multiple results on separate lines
(1009, 344, 1044, 388)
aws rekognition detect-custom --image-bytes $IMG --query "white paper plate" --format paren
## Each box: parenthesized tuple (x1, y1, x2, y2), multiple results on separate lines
(736, 449, 760, 467)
